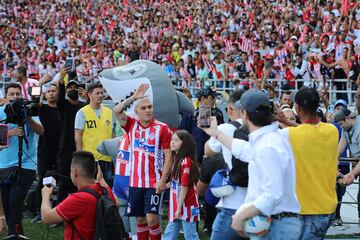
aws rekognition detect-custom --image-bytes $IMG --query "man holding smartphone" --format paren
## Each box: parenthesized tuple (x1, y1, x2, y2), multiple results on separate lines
(56, 68, 86, 206)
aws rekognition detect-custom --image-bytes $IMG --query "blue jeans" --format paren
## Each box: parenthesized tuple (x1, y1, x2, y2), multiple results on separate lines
(299, 213, 335, 240)
(164, 219, 199, 240)
(211, 208, 247, 240)
(251, 216, 301, 240)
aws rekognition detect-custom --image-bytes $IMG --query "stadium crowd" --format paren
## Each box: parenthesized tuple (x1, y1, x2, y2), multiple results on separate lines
(0, 0, 360, 240)
(0, 0, 360, 93)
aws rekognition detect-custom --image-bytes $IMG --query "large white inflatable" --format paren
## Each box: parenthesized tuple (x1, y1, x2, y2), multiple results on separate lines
(99, 60, 195, 128)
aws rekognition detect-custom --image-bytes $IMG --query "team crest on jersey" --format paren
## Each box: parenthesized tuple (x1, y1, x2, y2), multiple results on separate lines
(106, 120, 111, 127)
(149, 132, 155, 140)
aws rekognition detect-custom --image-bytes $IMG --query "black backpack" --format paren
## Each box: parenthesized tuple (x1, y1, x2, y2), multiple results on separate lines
(74, 187, 128, 240)
(229, 121, 249, 187)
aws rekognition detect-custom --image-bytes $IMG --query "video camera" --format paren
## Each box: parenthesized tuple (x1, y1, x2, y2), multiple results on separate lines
(4, 87, 42, 126)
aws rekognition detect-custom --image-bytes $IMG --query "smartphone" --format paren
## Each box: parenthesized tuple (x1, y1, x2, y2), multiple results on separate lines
(79, 83, 86, 89)
(0, 124, 9, 146)
(199, 105, 211, 128)
(30, 86, 41, 97)
(64, 58, 73, 70)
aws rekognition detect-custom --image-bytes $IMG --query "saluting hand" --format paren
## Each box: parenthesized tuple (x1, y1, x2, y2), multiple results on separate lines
(133, 83, 150, 100)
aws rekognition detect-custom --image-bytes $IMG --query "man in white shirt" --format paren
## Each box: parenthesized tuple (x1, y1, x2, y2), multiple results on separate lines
(204, 90, 247, 240)
(201, 90, 300, 239)
(291, 54, 310, 88)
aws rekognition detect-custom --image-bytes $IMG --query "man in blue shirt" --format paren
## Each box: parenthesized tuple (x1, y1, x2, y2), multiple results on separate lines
(0, 83, 43, 237)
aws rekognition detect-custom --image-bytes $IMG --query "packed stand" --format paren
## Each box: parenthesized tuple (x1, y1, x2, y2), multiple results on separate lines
(0, 0, 360, 240)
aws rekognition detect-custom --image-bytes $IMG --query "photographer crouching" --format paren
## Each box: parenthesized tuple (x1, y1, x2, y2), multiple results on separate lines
(0, 83, 43, 238)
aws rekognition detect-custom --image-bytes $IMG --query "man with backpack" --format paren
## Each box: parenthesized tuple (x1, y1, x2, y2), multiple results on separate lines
(41, 151, 127, 240)
(204, 90, 248, 240)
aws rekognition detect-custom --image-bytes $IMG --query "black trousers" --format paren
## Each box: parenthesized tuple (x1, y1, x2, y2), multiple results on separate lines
(0, 168, 36, 236)
(56, 150, 77, 205)
(35, 152, 57, 213)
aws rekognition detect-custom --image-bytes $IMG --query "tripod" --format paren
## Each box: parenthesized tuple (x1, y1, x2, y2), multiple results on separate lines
(3, 134, 30, 240)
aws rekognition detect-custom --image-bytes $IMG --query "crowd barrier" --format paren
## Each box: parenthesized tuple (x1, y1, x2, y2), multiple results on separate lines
(338, 157, 359, 225)
(0, 76, 357, 107)
(172, 78, 357, 107)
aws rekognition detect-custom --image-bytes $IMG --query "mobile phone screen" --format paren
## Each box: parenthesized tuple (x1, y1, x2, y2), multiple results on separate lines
(79, 83, 86, 89)
(0, 124, 9, 146)
(64, 58, 73, 69)
(199, 105, 211, 128)
(31, 86, 41, 96)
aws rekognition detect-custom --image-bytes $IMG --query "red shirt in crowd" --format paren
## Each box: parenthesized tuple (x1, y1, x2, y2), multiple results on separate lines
(55, 183, 116, 240)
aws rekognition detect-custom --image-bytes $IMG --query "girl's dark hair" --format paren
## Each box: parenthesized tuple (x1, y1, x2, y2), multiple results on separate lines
(171, 130, 199, 185)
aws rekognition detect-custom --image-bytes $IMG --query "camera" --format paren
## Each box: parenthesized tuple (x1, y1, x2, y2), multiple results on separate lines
(4, 88, 41, 125)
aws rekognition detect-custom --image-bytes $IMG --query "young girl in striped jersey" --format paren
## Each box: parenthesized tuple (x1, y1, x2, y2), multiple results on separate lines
(164, 130, 200, 240)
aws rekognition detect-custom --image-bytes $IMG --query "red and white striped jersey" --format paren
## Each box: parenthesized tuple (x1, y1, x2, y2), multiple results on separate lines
(223, 39, 232, 53)
(201, 54, 212, 72)
(180, 67, 191, 80)
(240, 37, 252, 53)
(123, 116, 172, 188)
(115, 134, 132, 177)
(21, 78, 39, 101)
(274, 48, 288, 68)
(169, 157, 200, 222)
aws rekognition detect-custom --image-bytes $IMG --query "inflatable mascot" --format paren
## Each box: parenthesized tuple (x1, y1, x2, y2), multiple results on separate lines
(99, 60, 194, 128)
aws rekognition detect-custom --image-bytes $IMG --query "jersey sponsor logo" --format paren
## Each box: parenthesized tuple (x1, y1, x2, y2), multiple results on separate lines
(134, 139, 155, 154)
(85, 120, 97, 129)
(117, 150, 130, 162)
(191, 207, 200, 217)
(171, 180, 177, 190)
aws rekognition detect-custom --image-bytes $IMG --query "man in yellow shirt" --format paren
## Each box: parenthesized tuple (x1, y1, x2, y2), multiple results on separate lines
(74, 82, 114, 187)
(280, 88, 338, 239)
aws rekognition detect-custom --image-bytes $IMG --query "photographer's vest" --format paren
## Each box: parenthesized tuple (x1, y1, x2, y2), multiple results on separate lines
(288, 123, 338, 215)
(82, 105, 112, 162)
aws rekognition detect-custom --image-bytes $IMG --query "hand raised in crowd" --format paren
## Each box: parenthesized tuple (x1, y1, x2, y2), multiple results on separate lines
(59, 68, 69, 84)
(78, 87, 87, 100)
(132, 83, 150, 100)
(339, 173, 355, 186)
(198, 116, 218, 137)
(9, 127, 24, 137)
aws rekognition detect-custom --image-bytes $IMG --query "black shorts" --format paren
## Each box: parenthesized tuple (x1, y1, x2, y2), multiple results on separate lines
(127, 187, 163, 217)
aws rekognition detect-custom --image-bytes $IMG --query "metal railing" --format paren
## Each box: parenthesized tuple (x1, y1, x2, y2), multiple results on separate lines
(173, 78, 357, 107)
(338, 157, 359, 225)
(0, 75, 357, 107)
